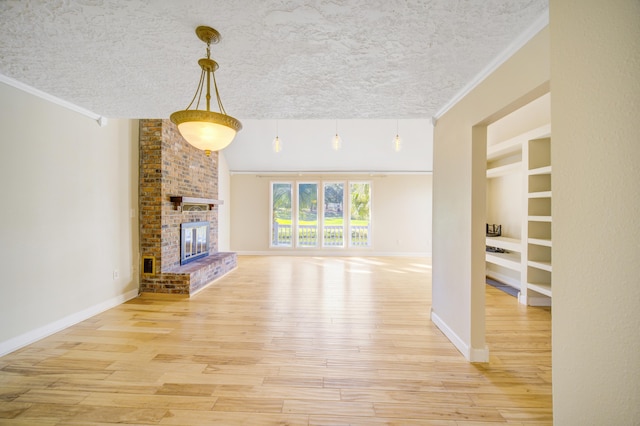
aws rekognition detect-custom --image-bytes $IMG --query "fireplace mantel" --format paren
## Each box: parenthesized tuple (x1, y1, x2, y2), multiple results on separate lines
(169, 196, 223, 211)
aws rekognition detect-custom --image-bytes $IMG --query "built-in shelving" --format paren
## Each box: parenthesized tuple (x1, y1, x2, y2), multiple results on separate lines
(529, 165, 552, 175)
(486, 124, 552, 306)
(523, 135, 552, 306)
(528, 238, 552, 247)
(486, 236, 521, 252)
(487, 162, 522, 179)
(528, 260, 552, 272)
(528, 282, 552, 297)
(529, 191, 552, 199)
(528, 215, 552, 222)
(486, 251, 521, 271)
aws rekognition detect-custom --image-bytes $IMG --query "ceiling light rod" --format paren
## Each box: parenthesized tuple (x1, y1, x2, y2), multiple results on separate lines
(170, 26, 242, 156)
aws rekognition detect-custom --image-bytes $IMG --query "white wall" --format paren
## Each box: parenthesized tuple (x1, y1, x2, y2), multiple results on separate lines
(432, 27, 550, 361)
(486, 93, 551, 147)
(218, 152, 232, 252)
(231, 173, 432, 256)
(551, 0, 640, 423)
(223, 119, 433, 173)
(0, 82, 139, 355)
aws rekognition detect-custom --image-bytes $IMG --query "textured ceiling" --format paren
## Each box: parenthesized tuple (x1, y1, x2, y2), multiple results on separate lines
(0, 0, 548, 120)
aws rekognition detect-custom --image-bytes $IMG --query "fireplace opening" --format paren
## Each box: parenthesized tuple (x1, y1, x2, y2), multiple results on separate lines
(180, 221, 210, 265)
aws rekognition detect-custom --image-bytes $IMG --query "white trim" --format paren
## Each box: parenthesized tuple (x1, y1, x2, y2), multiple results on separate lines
(431, 309, 490, 363)
(0, 73, 108, 127)
(470, 345, 490, 363)
(0, 289, 139, 357)
(433, 9, 549, 122)
(236, 251, 431, 257)
(486, 271, 520, 290)
(232, 171, 433, 176)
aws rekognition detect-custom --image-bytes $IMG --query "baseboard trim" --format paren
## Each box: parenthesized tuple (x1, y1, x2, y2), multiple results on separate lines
(431, 309, 489, 363)
(237, 251, 431, 257)
(0, 288, 139, 357)
(486, 271, 520, 290)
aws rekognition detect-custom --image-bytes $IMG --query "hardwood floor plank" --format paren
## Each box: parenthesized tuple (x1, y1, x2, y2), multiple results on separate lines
(340, 388, 474, 405)
(14, 389, 89, 405)
(79, 393, 216, 411)
(65, 405, 168, 424)
(309, 415, 456, 425)
(212, 396, 284, 413)
(159, 410, 309, 425)
(0, 401, 32, 419)
(0, 256, 552, 424)
(283, 399, 375, 416)
(373, 402, 505, 422)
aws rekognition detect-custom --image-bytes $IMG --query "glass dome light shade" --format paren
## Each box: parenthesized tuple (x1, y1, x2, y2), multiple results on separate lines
(171, 109, 242, 154)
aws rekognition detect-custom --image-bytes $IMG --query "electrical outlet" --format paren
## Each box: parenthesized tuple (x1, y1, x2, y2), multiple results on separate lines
(113, 269, 120, 280)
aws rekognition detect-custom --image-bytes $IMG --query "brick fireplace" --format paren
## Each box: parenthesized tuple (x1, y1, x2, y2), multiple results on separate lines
(138, 119, 236, 295)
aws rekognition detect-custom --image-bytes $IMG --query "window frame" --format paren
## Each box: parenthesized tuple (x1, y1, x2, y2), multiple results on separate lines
(296, 181, 319, 248)
(270, 179, 371, 250)
(348, 181, 372, 248)
(270, 181, 294, 248)
(322, 181, 346, 248)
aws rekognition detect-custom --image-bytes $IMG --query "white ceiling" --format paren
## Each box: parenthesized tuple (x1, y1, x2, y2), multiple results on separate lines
(0, 0, 548, 172)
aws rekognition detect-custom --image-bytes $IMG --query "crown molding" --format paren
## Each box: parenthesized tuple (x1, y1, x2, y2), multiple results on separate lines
(0, 73, 107, 126)
(433, 9, 549, 123)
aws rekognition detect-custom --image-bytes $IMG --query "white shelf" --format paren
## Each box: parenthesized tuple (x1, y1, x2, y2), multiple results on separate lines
(528, 215, 552, 222)
(528, 282, 552, 297)
(487, 124, 551, 161)
(528, 238, 552, 247)
(486, 236, 522, 252)
(528, 165, 552, 175)
(487, 139, 522, 162)
(528, 191, 552, 198)
(486, 251, 521, 271)
(528, 260, 552, 272)
(487, 162, 522, 179)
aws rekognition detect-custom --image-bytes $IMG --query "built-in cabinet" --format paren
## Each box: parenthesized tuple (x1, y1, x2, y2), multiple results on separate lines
(486, 124, 552, 306)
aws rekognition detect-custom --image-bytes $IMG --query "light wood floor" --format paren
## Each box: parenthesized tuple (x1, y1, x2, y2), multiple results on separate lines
(0, 256, 552, 425)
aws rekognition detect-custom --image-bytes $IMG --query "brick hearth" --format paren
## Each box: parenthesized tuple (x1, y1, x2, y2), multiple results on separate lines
(138, 119, 236, 295)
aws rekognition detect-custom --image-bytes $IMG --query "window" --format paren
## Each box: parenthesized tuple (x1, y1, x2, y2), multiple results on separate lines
(323, 182, 345, 247)
(349, 182, 371, 247)
(271, 180, 371, 248)
(271, 182, 292, 247)
(297, 183, 318, 247)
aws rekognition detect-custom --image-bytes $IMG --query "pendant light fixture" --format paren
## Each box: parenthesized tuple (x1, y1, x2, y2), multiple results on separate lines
(393, 120, 402, 152)
(170, 26, 242, 156)
(332, 120, 342, 151)
(272, 120, 283, 153)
